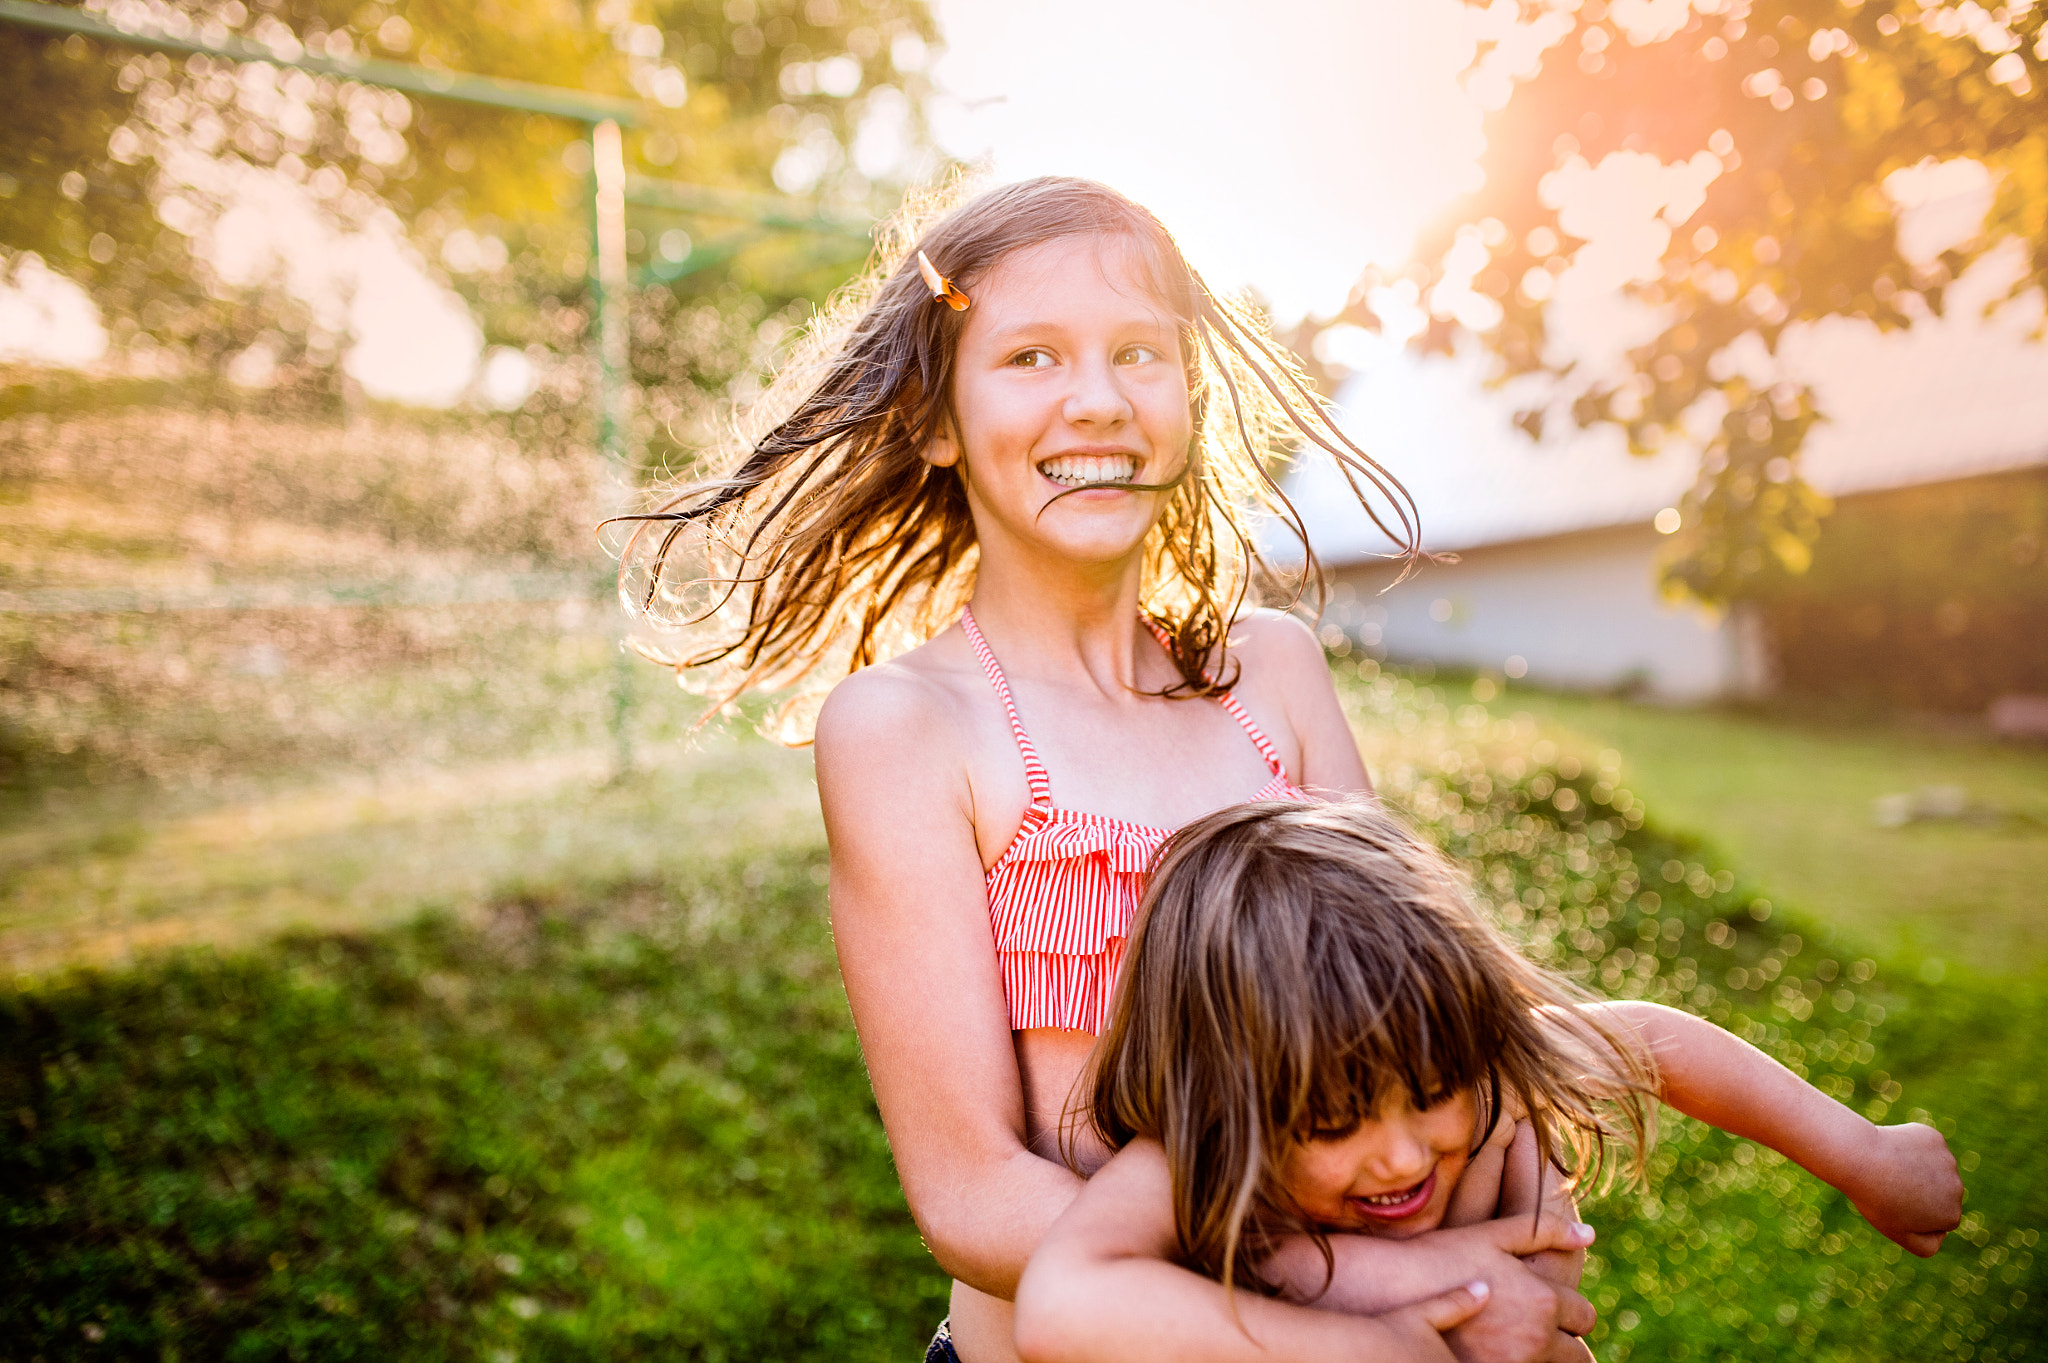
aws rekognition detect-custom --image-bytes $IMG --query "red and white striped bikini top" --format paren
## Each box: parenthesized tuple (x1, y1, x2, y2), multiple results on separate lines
(962, 607, 1310, 1034)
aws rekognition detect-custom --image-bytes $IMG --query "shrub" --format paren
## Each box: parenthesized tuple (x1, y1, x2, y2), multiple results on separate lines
(1747, 467, 2048, 713)
(1343, 666, 2043, 1361)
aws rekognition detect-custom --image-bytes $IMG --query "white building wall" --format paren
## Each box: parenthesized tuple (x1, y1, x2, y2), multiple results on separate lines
(1330, 525, 1754, 702)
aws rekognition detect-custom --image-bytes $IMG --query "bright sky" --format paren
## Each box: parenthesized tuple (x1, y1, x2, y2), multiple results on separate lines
(925, 0, 1488, 321)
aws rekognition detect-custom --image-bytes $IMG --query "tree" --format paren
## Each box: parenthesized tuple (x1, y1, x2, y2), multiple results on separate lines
(1343, 0, 2047, 601)
(0, 0, 938, 443)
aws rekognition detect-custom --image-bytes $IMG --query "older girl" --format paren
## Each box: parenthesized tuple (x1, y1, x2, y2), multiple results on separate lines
(622, 177, 1593, 1362)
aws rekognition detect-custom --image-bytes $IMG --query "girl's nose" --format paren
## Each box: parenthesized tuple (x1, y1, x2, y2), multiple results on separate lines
(1062, 355, 1133, 426)
(1362, 1121, 1434, 1185)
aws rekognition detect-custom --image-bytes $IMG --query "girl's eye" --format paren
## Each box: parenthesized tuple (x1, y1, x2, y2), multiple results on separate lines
(1009, 348, 1056, 369)
(1116, 344, 1162, 365)
(1306, 1117, 1362, 1142)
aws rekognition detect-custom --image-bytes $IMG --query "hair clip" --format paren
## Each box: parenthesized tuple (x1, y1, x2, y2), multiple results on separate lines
(916, 250, 971, 311)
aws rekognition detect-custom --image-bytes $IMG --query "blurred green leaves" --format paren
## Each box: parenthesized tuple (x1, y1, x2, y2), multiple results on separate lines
(1337, 663, 2046, 1359)
(1344, 0, 2047, 603)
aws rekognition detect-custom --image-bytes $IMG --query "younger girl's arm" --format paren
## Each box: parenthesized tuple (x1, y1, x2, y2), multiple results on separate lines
(1598, 1001, 1964, 1256)
(1015, 1139, 1592, 1363)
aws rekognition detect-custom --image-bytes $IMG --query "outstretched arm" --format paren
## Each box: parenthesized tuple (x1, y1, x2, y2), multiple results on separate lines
(1599, 1001, 1963, 1256)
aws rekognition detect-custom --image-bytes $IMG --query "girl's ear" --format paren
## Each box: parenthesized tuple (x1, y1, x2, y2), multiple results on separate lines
(923, 417, 962, 469)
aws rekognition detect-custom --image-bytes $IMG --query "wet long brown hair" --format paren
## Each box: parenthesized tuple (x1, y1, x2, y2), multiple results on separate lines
(1087, 799, 1657, 1298)
(613, 175, 1419, 736)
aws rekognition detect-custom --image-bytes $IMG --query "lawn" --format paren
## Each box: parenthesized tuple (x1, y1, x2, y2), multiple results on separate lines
(1486, 687, 2048, 980)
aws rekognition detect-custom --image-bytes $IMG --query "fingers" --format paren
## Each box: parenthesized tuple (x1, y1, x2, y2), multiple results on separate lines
(1518, 1247, 1587, 1292)
(1851, 1123, 1964, 1253)
(1551, 1286, 1598, 1340)
(1411, 1279, 1494, 1334)
(1899, 1229, 1948, 1258)
(1544, 1332, 1597, 1363)
(1488, 1211, 1598, 1258)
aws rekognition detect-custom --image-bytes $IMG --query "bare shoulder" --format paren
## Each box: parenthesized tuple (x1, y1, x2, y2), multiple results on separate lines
(813, 634, 974, 785)
(1227, 609, 1371, 795)
(1099, 1136, 1170, 1182)
(1227, 608, 1325, 675)
(1060, 1137, 1175, 1227)
(1226, 608, 1336, 705)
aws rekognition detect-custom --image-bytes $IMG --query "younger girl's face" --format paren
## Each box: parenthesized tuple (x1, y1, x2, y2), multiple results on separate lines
(936, 233, 1192, 568)
(1278, 1087, 1480, 1240)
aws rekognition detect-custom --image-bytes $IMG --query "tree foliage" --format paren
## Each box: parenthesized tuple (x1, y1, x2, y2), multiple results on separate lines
(0, 0, 936, 433)
(1347, 0, 2047, 601)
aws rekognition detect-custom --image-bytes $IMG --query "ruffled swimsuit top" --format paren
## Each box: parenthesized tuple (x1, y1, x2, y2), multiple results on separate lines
(962, 607, 1310, 1034)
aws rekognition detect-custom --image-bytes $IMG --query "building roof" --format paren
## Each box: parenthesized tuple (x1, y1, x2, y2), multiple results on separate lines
(1292, 272, 2048, 564)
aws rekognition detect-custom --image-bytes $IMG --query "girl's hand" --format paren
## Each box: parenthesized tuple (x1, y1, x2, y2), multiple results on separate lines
(1380, 1280, 1496, 1361)
(1264, 1213, 1597, 1362)
(1377, 1278, 1595, 1363)
(1437, 1216, 1598, 1363)
(1841, 1122, 1964, 1256)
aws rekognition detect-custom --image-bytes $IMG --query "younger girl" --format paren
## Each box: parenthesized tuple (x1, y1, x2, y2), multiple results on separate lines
(619, 177, 1594, 1362)
(1015, 799, 1966, 1363)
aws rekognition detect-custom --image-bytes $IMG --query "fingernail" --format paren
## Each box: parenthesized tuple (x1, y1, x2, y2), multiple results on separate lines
(1572, 1222, 1596, 1244)
(1468, 1279, 1491, 1301)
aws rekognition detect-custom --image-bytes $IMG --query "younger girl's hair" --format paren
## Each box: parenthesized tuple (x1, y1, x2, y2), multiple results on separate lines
(1087, 799, 1656, 1297)
(614, 175, 1419, 734)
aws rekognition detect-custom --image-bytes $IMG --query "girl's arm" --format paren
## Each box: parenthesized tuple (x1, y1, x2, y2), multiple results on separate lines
(1015, 1140, 1590, 1363)
(1442, 1108, 1521, 1229)
(816, 666, 1083, 1295)
(1598, 1001, 1964, 1256)
(1445, 1115, 1586, 1302)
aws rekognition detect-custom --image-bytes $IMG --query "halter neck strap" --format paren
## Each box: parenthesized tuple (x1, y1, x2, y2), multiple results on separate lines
(960, 607, 1054, 808)
(1142, 618, 1289, 780)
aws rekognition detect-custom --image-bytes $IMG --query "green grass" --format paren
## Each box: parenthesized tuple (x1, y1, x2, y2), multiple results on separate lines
(2, 860, 949, 1362)
(1471, 687, 2048, 980)
(2, 668, 2041, 1361)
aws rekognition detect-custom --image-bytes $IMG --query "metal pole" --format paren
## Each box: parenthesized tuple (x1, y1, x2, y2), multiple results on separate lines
(590, 120, 636, 779)
(591, 121, 630, 466)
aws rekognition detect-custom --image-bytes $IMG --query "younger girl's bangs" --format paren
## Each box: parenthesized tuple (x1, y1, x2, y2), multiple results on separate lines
(1288, 859, 1513, 1141)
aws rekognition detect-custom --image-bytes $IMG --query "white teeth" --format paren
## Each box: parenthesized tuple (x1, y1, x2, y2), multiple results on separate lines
(1040, 454, 1137, 487)
(1359, 1185, 1423, 1206)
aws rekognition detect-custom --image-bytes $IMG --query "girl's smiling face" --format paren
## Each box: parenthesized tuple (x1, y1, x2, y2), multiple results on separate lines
(1278, 1088, 1481, 1240)
(932, 233, 1192, 567)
